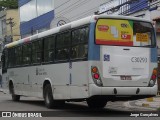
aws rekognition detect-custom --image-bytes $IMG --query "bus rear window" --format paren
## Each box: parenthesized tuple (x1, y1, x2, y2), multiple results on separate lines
(95, 19, 155, 47)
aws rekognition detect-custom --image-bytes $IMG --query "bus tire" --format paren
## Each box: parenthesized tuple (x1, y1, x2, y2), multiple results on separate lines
(44, 84, 54, 108)
(9, 82, 20, 101)
(44, 84, 65, 109)
(12, 94, 20, 101)
(87, 97, 107, 109)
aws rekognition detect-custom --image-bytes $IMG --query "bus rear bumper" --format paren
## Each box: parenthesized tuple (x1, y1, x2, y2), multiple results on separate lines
(89, 84, 157, 100)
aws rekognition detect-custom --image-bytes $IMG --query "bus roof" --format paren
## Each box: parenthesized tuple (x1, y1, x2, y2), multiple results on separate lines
(5, 15, 152, 49)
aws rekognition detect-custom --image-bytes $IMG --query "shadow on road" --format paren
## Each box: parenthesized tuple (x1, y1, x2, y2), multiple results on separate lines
(14, 99, 131, 117)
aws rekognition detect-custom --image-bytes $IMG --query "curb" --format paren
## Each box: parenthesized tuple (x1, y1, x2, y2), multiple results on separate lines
(123, 101, 157, 111)
(139, 97, 154, 107)
(142, 103, 150, 107)
(142, 97, 160, 107)
(129, 96, 160, 109)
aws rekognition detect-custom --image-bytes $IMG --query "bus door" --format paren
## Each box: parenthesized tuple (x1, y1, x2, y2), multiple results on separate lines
(69, 27, 89, 99)
(69, 44, 89, 99)
(53, 32, 71, 99)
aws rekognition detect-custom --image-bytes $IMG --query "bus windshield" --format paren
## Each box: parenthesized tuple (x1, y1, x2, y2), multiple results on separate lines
(95, 19, 155, 47)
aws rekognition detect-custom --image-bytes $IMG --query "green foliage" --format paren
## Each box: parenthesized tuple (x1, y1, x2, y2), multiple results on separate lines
(0, 0, 18, 9)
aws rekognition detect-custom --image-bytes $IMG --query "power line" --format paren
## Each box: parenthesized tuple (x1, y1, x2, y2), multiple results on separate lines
(20, 0, 93, 32)
(68, 6, 98, 20)
(98, 0, 139, 15)
(56, 0, 91, 17)
(6, 17, 15, 41)
(55, 0, 98, 22)
(1, 0, 99, 38)
(0, 0, 117, 44)
(17, 0, 85, 31)
(5, 0, 160, 40)
(54, 0, 71, 10)
(55, 0, 84, 15)
(0, 26, 20, 37)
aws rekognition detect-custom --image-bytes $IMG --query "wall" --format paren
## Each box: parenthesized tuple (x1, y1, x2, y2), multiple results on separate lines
(19, 0, 109, 38)
(6, 9, 20, 41)
(54, 0, 108, 22)
(0, 11, 6, 41)
(19, 0, 54, 38)
(99, 0, 120, 15)
(129, 0, 148, 14)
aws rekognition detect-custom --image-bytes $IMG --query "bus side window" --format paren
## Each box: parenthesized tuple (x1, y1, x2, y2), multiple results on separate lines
(2, 50, 8, 73)
(71, 27, 89, 60)
(32, 40, 42, 64)
(23, 43, 31, 65)
(8, 48, 15, 67)
(44, 36, 55, 62)
(15, 46, 22, 66)
(56, 32, 70, 61)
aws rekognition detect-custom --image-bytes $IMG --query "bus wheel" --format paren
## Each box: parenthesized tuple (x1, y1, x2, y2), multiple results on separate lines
(44, 84, 65, 109)
(44, 84, 54, 108)
(87, 97, 107, 109)
(9, 82, 20, 101)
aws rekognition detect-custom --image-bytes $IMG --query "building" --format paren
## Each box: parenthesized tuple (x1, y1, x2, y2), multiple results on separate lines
(19, 0, 54, 38)
(0, 10, 6, 73)
(5, 9, 20, 42)
(18, 0, 109, 38)
(0, 9, 20, 45)
(0, 10, 6, 51)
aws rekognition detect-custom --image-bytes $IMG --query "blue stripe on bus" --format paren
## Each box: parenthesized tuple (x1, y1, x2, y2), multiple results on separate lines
(151, 48, 157, 63)
(88, 23, 100, 61)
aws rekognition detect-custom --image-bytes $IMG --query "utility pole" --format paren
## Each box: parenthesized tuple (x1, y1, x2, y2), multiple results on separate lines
(6, 17, 15, 42)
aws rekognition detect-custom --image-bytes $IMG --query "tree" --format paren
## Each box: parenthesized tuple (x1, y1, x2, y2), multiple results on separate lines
(0, 0, 18, 9)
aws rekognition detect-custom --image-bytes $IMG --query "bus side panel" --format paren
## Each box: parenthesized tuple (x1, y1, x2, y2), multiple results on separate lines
(45, 63, 70, 100)
(2, 73, 9, 93)
(8, 67, 33, 96)
(70, 61, 89, 99)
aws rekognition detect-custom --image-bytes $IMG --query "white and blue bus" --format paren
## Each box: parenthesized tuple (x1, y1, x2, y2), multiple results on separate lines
(1, 15, 158, 108)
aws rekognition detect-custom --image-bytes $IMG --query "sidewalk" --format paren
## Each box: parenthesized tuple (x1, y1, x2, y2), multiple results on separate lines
(125, 95, 160, 111)
(135, 96, 160, 110)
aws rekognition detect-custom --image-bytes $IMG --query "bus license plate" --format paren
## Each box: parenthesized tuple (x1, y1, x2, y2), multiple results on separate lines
(120, 76, 132, 80)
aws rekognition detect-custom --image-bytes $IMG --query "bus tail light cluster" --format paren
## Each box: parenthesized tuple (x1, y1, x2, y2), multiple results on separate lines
(91, 66, 103, 86)
(149, 68, 157, 87)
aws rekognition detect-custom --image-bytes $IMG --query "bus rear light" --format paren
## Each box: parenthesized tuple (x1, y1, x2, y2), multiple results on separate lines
(149, 68, 157, 87)
(93, 73, 99, 79)
(91, 66, 103, 86)
(92, 67, 98, 73)
(151, 74, 156, 80)
(153, 69, 157, 75)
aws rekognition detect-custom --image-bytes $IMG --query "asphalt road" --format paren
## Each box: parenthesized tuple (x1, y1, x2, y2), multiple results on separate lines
(0, 91, 159, 120)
